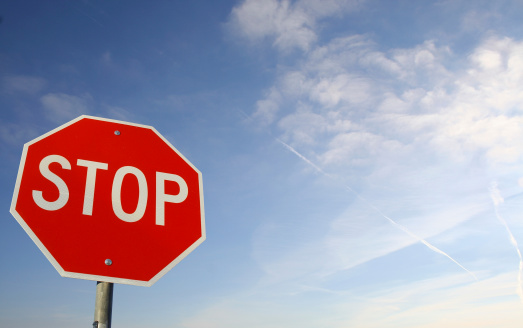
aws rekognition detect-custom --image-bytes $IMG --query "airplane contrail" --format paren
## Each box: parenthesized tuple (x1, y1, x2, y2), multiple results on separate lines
(490, 182, 523, 305)
(276, 139, 330, 176)
(276, 138, 478, 281)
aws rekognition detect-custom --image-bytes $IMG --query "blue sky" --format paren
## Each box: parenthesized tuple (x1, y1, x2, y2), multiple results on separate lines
(2, 0, 523, 327)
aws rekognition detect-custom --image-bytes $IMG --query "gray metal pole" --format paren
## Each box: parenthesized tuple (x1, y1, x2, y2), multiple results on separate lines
(93, 282, 114, 328)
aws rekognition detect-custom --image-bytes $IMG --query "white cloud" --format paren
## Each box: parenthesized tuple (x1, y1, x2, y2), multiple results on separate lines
(229, 0, 315, 52)
(0, 123, 39, 149)
(228, 0, 365, 52)
(246, 30, 523, 296)
(252, 88, 282, 125)
(251, 186, 488, 287)
(40, 93, 92, 123)
(179, 271, 523, 328)
(253, 35, 523, 169)
(2, 75, 47, 95)
(310, 74, 372, 107)
(103, 104, 134, 122)
(341, 272, 523, 328)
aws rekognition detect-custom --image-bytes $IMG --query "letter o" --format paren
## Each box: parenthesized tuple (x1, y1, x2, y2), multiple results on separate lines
(111, 166, 148, 222)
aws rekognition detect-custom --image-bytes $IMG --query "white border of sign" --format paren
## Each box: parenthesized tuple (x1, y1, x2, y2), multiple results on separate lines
(10, 115, 206, 287)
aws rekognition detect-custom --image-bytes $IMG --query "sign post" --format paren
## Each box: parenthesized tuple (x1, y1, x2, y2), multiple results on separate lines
(93, 282, 113, 328)
(10, 115, 205, 325)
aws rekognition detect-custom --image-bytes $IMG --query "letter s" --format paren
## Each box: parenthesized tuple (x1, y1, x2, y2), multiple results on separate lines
(32, 155, 71, 211)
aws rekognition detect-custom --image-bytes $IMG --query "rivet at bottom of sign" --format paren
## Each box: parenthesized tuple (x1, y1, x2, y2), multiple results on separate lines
(114, 130, 121, 136)
(105, 259, 113, 266)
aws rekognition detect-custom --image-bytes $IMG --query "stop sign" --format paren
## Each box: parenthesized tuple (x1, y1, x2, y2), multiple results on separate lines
(10, 115, 205, 287)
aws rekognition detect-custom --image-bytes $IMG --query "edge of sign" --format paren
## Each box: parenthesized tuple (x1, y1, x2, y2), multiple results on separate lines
(10, 116, 110, 278)
(79, 115, 204, 175)
(63, 272, 156, 287)
(10, 116, 103, 279)
(147, 228, 206, 286)
(82, 115, 207, 286)
(60, 229, 207, 287)
(10, 115, 206, 287)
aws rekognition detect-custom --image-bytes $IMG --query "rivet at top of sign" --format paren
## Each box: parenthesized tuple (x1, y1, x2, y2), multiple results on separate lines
(114, 130, 120, 136)
(105, 259, 112, 266)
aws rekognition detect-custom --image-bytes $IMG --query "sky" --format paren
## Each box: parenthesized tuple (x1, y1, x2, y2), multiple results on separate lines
(1, 0, 523, 327)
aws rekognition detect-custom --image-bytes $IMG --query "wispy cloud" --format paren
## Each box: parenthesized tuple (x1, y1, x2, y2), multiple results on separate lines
(40, 92, 93, 123)
(2, 75, 47, 95)
(249, 34, 523, 171)
(341, 272, 523, 328)
(490, 181, 523, 306)
(244, 32, 523, 287)
(227, 2, 523, 326)
(277, 138, 478, 281)
(0, 123, 39, 154)
(276, 138, 327, 175)
(228, 0, 365, 52)
(179, 272, 523, 328)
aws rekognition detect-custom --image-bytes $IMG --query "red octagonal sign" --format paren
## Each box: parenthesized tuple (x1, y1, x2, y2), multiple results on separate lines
(10, 115, 205, 286)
